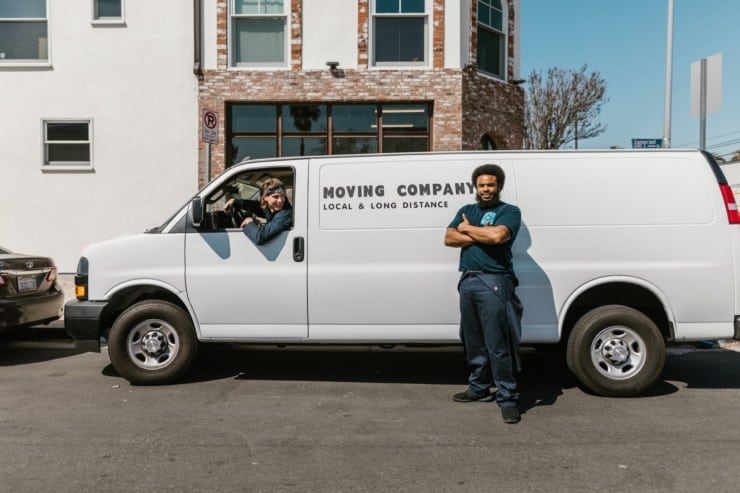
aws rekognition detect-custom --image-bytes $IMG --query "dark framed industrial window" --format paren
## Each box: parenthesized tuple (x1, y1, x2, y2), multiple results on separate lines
(227, 102, 431, 166)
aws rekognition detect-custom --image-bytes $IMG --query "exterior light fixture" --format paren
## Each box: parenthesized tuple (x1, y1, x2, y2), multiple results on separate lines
(325, 61, 344, 78)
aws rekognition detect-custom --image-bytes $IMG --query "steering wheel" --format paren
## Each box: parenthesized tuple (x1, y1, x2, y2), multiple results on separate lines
(227, 205, 248, 228)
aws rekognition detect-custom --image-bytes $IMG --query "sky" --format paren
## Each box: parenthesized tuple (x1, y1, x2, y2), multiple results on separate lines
(520, 0, 740, 158)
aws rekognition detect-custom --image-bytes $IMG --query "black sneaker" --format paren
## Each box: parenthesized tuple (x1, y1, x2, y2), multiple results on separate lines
(501, 407, 521, 424)
(452, 391, 494, 403)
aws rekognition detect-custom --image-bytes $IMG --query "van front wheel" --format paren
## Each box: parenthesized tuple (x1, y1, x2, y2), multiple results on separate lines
(108, 300, 198, 385)
(566, 305, 665, 397)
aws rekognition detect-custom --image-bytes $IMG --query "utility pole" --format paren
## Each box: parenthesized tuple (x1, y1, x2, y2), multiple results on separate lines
(662, 0, 674, 148)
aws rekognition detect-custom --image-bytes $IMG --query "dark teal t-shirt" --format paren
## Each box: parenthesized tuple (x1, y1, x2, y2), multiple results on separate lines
(448, 201, 521, 277)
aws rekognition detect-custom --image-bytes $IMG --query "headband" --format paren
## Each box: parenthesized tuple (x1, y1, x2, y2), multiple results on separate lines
(263, 186, 285, 197)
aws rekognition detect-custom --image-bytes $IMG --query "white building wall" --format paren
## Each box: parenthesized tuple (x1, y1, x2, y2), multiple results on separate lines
(0, 0, 199, 272)
(444, 0, 462, 68)
(303, 0, 358, 70)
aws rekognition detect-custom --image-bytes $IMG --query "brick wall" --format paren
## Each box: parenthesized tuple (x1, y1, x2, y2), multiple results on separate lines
(198, 69, 464, 183)
(199, 0, 524, 185)
(462, 71, 524, 150)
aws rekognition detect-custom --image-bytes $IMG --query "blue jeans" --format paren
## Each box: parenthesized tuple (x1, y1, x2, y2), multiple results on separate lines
(458, 273, 523, 408)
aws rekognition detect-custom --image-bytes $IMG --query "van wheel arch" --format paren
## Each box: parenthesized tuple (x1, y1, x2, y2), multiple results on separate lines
(560, 281, 672, 344)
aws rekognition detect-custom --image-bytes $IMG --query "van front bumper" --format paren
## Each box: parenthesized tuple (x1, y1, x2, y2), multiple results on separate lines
(65, 300, 109, 353)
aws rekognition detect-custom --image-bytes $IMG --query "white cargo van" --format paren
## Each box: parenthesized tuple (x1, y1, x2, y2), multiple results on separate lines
(65, 150, 740, 396)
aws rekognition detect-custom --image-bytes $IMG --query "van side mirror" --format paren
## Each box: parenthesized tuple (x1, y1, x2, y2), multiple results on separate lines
(190, 197, 203, 227)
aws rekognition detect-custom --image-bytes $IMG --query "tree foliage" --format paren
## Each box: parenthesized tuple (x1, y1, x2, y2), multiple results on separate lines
(524, 65, 608, 149)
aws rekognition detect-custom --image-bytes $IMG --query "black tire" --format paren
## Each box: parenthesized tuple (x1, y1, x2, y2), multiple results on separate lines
(108, 300, 198, 385)
(566, 305, 665, 397)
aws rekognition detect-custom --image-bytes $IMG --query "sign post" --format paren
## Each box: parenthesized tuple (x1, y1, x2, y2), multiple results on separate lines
(690, 53, 722, 150)
(201, 109, 219, 182)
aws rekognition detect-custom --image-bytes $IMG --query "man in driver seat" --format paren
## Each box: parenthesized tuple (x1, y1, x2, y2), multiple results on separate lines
(223, 178, 293, 245)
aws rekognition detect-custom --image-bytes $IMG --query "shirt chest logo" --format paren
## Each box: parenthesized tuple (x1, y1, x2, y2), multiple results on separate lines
(480, 211, 497, 226)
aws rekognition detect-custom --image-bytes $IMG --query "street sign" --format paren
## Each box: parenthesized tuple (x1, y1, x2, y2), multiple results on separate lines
(691, 53, 722, 117)
(202, 109, 219, 144)
(632, 138, 663, 149)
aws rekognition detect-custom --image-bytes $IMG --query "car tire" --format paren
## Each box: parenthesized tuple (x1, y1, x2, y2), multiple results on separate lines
(566, 305, 665, 397)
(108, 300, 198, 385)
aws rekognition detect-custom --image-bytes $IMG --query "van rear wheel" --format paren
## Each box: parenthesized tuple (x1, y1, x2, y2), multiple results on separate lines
(108, 300, 198, 385)
(566, 305, 665, 397)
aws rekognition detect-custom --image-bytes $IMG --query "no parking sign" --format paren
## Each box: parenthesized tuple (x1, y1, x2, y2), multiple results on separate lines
(202, 109, 219, 144)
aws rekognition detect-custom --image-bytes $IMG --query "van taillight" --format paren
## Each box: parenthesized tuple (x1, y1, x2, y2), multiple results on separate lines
(719, 184, 740, 224)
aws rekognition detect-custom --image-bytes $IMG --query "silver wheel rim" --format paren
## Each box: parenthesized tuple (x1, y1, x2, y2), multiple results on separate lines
(126, 318, 180, 371)
(589, 325, 647, 381)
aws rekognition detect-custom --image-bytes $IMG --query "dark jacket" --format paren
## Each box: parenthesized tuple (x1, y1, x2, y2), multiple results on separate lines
(234, 199, 293, 245)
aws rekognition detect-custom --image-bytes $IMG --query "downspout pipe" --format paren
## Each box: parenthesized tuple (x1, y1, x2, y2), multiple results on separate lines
(193, 0, 203, 78)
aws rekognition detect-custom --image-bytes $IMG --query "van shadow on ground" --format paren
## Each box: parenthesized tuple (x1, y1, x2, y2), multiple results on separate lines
(98, 345, 740, 411)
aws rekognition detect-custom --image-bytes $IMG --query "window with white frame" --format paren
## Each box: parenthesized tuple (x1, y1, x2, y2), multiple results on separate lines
(230, 0, 288, 67)
(0, 0, 48, 63)
(43, 120, 92, 168)
(372, 0, 427, 66)
(476, 0, 505, 78)
(92, 0, 124, 23)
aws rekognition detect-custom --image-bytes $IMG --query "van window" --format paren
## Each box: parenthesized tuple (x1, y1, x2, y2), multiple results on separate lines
(201, 167, 295, 230)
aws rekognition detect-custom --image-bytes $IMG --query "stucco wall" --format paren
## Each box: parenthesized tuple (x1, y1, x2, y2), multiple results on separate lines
(0, 0, 199, 271)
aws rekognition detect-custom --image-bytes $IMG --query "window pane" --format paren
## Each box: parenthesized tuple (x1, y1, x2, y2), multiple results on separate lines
(0, 22, 48, 60)
(47, 123, 88, 141)
(234, 18, 284, 64)
(333, 105, 377, 132)
(478, 4, 489, 26)
(401, 0, 425, 13)
(382, 104, 428, 134)
(95, 0, 122, 18)
(264, 0, 284, 14)
(282, 137, 326, 157)
(235, 0, 283, 15)
(382, 137, 428, 153)
(234, 0, 259, 14)
(375, 18, 424, 63)
(282, 105, 327, 133)
(477, 26, 503, 77)
(490, 9, 502, 30)
(478, 0, 502, 30)
(0, 0, 45, 18)
(332, 137, 378, 155)
(232, 105, 276, 133)
(231, 137, 277, 164)
(375, 0, 399, 14)
(47, 144, 90, 162)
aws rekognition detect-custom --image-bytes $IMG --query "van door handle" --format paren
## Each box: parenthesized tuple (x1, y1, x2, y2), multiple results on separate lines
(293, 236, 305, 262)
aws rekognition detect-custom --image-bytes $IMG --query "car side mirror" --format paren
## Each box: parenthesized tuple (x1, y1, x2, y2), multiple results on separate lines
(190, 197, 203, 228)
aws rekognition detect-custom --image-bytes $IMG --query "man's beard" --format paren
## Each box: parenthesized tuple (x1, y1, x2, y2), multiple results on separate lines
(476, 191, 500, 209)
